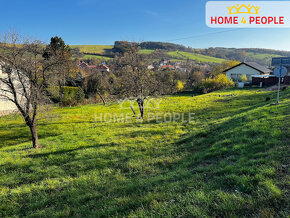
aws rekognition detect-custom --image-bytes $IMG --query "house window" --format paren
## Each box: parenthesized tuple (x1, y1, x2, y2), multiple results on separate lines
(231, 74, 237, 81)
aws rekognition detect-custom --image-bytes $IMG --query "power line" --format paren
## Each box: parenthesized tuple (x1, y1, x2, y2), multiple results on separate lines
(167, 29, 243, 42)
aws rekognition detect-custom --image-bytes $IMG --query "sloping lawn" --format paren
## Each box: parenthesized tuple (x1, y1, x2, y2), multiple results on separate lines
(167, 51, 225, 63)
(0, 88, 289, 217)
(138, 49, 155, 54)
(82, 54, 112, 60)
(70, 45, 113, 55)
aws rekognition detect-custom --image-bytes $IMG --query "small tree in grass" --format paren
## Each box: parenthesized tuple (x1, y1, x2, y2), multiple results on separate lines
(84, 68, 113, 105)
(0, 32, 71, 148)
(114, 46, 158, 119)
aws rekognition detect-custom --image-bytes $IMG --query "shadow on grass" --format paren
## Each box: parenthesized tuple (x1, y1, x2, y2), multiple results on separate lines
(3, 101, 288, 217)
(27, 142, 117, 159)
(0, 89, 289, 217)
(0, 126, 61, 148)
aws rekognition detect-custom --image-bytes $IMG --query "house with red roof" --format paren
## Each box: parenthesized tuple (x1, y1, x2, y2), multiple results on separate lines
(161, 65, 175, 70)
(78, 61, 110, 72)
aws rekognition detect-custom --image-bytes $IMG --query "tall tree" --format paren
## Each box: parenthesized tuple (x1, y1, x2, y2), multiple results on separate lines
(43, 36, 76, 104)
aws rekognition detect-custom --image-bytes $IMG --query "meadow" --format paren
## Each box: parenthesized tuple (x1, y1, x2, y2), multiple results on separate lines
(167, 51, 225, 63)
(0, 88, 289, 217)
(70, 45, 113, 55)
(82, 54, 112, 60)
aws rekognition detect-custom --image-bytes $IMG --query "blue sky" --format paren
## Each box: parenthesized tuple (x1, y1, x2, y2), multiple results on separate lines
(1, 0, 290, 50)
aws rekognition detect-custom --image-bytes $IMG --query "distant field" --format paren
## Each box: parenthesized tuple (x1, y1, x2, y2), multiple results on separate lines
(70, 45, 113, 55)
(82, 54, 112, 60)
(139, 49, 155, 54)
(168, 51, 225, 63)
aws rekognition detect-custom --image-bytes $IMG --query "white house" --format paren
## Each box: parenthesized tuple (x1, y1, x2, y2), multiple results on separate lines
(223, 62, 272, 82)
(0, 64, 21, 113)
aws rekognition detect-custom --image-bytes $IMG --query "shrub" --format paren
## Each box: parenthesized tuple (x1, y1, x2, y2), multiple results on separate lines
(197, 74, 234, 93)
(75, 87, 85, 103)
(239, 75, 248, 83)
(48, 86, 85, 106)
(177, 80, 184, 91)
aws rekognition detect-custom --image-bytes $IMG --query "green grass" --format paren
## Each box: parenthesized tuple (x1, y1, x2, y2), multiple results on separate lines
(70, 45, 113, 55)
(168, 51, 226, 63)
(82, 54, 112, 60)
(138, 49, 155, 54)
(0, 88, 289, 217)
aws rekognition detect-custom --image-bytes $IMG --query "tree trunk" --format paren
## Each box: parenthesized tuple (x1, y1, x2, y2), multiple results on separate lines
(59, 83, 64, 105)
(96, 90, 106, 105)
(130, 106, 136, 115)
(137, 99, 144, 119)
(29, 122, 39, 148)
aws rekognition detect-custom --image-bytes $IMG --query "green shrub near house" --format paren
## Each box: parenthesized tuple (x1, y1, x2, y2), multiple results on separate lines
(196, 74, 235, 93)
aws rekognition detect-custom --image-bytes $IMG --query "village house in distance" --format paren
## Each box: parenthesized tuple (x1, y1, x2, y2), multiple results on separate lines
(223, 59, 290, 86)
(78, 61, 110, 72)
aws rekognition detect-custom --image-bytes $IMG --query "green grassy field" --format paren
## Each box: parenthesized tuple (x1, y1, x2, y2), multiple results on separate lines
(70, 45, 113, 54)
(0, 88, 289, 217)
(138, 49, 155, 54)
(168, 51, 225, 63)
(82, 54, 112, 60)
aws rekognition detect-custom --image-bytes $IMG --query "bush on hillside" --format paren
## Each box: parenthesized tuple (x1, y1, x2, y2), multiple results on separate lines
(195, 74, 234, 93)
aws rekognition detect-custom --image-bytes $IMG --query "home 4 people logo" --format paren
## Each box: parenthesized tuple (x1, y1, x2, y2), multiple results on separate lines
(206, 1, 290, 28)
(227, 4, 260, 15)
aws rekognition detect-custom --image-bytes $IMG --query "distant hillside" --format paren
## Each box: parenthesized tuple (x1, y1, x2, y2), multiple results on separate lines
(70, 45, 114, 60)
(70, 45, 113, 54)
(167, 51, 225, 64)
(70, 44, 226, 63)
(70, 42, 290, 65)
(139, 41, 189, 51)
(199, 47, 290, 66)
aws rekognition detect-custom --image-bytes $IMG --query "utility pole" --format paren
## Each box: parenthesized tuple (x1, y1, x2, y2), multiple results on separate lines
(276, 59, 282, 105)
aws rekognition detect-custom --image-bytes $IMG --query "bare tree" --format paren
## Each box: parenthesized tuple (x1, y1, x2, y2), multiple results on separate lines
(162, 69, 183, 94)
(114, 46, 157, 119)
(84, 68, 113, 105)
(0, 33, 68, 148)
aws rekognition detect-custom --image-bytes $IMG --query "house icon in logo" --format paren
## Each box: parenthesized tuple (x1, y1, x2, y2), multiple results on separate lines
(227, 4, 260, 15)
